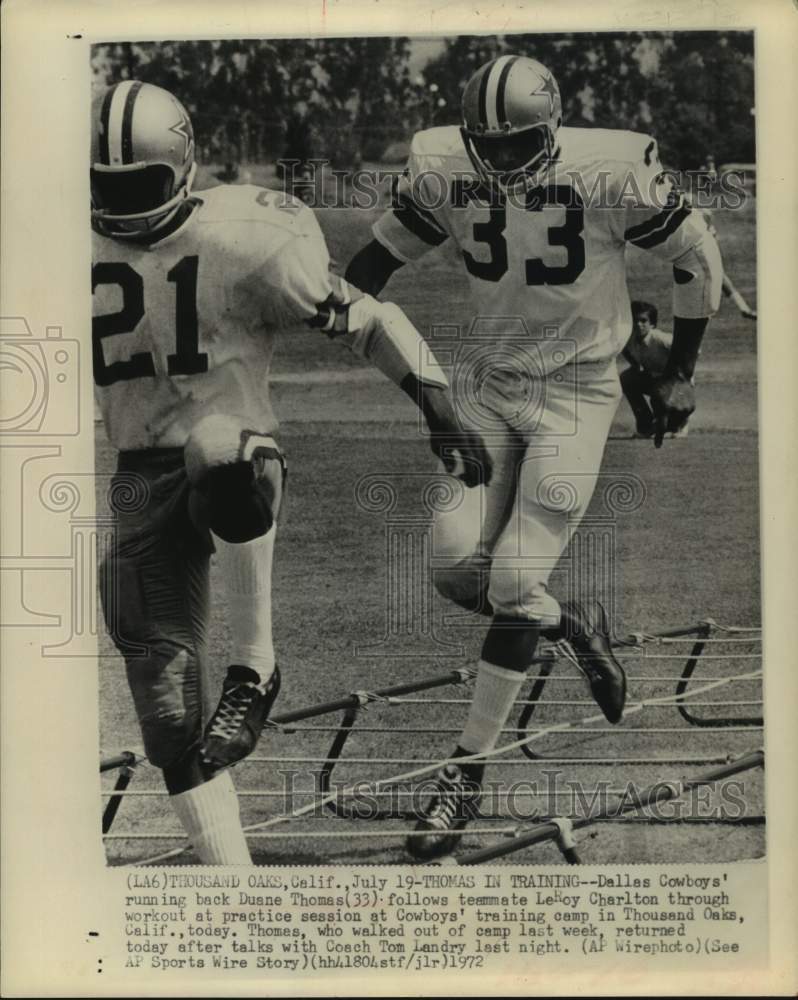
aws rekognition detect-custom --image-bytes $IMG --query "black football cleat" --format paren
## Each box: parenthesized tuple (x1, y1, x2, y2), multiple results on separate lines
(406, 760, 484, 861)
(201, 665, 281, 768)
(543, 600, 627, 724)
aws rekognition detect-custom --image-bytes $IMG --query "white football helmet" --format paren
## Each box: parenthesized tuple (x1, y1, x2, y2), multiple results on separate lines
(461, 55, 563, 194)
(91, 81, 197, 237)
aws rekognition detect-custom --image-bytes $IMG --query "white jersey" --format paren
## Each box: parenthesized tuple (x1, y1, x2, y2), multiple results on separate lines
(92, 185, 339, 450)
(374, 126, 721, 374)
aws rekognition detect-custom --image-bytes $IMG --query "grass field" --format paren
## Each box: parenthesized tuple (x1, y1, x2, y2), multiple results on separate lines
(99, 188, 762, 866)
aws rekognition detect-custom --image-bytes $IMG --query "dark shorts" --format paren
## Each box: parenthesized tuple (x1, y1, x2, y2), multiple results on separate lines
(101, 436, 285, 769)
(101, 449, 215, 769)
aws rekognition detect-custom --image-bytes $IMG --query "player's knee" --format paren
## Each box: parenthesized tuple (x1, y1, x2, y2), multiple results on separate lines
(203, 460, 279, 543)
(185, 415, 285, 543)
(434, 555, 493, 615)
(487, 576, 560, 628)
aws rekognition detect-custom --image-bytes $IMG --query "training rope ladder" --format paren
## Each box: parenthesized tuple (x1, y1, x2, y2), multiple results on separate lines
(101, 618, 764, 865)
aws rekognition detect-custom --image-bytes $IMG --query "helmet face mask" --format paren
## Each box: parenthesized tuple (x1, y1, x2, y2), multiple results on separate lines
(91, 162, 197, 236)
(462, 123, 556, 195)
(91, 81, 197, 238)
(461, 55, 562, 196)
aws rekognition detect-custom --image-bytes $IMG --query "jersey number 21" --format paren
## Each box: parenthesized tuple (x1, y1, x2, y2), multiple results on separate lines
(92, 255, 208, 387)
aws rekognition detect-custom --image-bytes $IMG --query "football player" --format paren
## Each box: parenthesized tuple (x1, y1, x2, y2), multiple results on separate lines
(91, 80, 491, 864)
(345, 55, 723, 859)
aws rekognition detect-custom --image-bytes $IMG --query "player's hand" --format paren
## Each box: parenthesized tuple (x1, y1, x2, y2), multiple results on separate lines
(432, 428, 494, 488)
(650, 373, 695, 448)
(422, 388, 493, 488)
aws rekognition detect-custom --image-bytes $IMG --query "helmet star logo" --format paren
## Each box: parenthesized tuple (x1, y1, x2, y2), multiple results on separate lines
(531, 74, 558, 114)
(169, 112, 192, 161)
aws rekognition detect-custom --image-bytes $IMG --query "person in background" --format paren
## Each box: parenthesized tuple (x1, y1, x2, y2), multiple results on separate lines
(621, 301, 690, 439)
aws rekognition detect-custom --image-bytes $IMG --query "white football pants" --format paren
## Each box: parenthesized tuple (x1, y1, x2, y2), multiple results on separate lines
(432, 360, 622, 622)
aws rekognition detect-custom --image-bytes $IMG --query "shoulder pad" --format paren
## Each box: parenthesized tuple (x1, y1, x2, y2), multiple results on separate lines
(196, 184, 313, 231)
(559, 127, 658, 169)
(409, 126, 470, 173)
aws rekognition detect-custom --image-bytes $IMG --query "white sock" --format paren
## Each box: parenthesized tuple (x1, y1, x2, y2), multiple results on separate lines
(459, 660, 527, 754)
(170, 770, 251, 865)
(212, 529, 275, 682)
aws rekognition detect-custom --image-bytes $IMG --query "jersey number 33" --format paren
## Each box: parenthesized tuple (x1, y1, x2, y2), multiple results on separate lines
(462, 184, 585, 286)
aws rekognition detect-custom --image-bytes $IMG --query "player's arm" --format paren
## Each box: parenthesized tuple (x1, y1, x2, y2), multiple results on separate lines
(345, 239, 405, 298)
(311, 275, 491, 487)
(621, 140, 723, 446)
(265, 211, 489, 488)
(345, 159, 450, 296)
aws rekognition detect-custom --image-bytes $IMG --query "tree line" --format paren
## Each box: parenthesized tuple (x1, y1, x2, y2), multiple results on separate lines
(92, 32, 755, 171)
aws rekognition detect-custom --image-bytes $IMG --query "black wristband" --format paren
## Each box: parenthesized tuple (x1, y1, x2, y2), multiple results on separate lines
(344, 239, 404, 297)
(665, 316, 709, 379)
